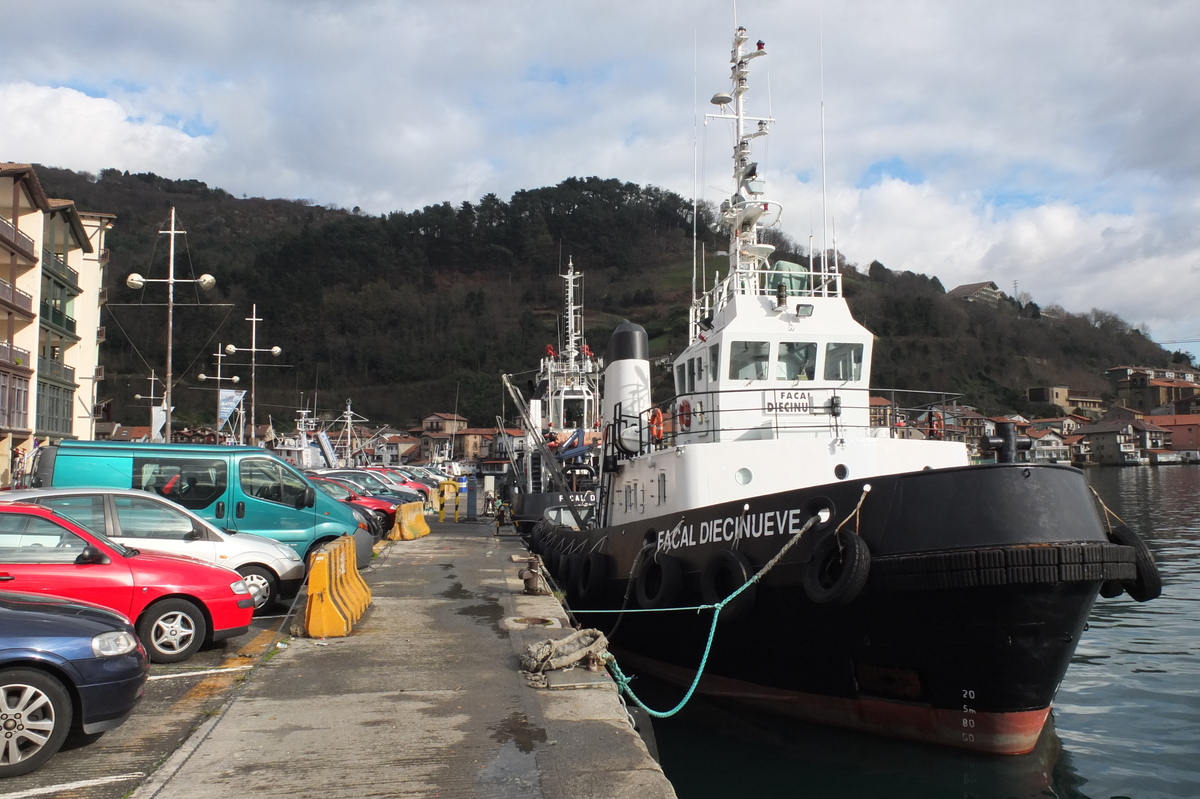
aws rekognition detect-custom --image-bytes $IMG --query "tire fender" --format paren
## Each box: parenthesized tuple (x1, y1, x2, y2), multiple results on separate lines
(635, 550, 684, 609)
(1107, 524, 1162, 602)
(804, 530, 871, 605)
(701, 549, 757, 618)
(573, 552, 610, 606)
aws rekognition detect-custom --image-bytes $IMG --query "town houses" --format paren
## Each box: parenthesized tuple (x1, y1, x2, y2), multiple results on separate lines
(869, 366, 1200, 466)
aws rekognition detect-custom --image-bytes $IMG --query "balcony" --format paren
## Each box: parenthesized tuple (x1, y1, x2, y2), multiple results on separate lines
(39, 302, 78, 336)
(0, 278, 34, 315)
(0, 216, 36, 259)
(0, 340, 31, 369)
(42, 249, 81, 292)
(37, 356, 76, 385)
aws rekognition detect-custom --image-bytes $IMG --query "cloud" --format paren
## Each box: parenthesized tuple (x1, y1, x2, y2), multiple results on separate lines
(2, 0, 1198, 353)
(0, 83, 212, 175)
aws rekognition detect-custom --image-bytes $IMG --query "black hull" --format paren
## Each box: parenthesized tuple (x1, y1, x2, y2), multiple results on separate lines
(535, 463, 1136, 754)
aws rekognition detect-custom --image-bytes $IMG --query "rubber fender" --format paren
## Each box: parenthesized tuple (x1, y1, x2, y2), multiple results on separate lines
(804, 530, 871, 605)
(635, 551, 684, 609)
(556, 552, 580, 594)
(700, 549, 757, 618)
(1106, 524, 1162, 602)
(573, 552, 610, 606)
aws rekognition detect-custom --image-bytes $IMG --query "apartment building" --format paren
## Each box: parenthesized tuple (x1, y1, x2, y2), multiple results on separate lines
(1, 163, 111, 484)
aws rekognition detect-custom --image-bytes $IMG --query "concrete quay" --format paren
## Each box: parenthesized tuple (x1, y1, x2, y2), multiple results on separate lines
(132, 518, 675, 799)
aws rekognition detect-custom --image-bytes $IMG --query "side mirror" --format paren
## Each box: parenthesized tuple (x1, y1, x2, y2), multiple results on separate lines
(185, 526, 205, 541)
(296, 486, 316, 509)
(75, 545, 111, 566)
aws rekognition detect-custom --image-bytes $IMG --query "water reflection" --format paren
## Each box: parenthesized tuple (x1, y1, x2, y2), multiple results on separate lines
(655, 466, 1200, 798)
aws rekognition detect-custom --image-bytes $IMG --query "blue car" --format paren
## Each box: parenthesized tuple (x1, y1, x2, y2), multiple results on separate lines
(0, 591, 148, 777)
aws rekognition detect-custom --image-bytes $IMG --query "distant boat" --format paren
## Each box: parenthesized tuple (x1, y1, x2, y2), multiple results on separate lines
(530, 25, 1161, 755)
(504, 258, 603, 530)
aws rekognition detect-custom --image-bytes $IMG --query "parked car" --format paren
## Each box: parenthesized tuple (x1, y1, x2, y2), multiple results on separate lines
(310, 476, 397, 532)
(319, 469, 425, 505)
(0, 591, 148, 777)
(0, 503, 255, 663)
(2, 488, 305, 613)
(316, 472, 423, 506)
(25, 441, 369, 566)
(361, 466, 435, 496)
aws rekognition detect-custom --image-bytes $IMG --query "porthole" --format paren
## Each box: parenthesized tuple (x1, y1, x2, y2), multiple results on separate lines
(834, 464, 849, 480)
(735, 468, 753, 485)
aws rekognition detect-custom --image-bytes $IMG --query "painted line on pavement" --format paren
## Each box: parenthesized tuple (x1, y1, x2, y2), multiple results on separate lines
(3, 773, 145, 798)
(147, 665, 255, 681)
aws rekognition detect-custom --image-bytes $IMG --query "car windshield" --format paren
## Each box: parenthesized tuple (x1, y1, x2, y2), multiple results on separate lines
(314, 480, 352, 501)
(0, 508, 135, 558)
(339, 472, 387, 491)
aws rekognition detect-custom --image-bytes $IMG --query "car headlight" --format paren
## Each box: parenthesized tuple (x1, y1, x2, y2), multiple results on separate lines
(92, 630, 139, 657)
(276, 543, 302, 561)
(230, 579, 251, 595)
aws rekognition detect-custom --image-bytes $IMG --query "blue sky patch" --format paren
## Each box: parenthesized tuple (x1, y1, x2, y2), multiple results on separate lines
(857, 157, 924, 188)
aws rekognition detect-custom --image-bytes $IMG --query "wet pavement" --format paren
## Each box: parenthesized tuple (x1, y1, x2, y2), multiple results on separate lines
(68, 517, 672, 798)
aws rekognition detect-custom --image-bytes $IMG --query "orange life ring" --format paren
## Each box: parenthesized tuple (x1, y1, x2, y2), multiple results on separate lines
(649, 408, 664, 442)
(678, 399, 692, 431)
(930, 412, 944, 440)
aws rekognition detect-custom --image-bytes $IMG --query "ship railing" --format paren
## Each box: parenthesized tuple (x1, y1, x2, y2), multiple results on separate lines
(650, 386, 969, 445)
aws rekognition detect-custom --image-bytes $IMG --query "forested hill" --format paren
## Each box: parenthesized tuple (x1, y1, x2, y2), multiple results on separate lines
(38, 165, 1188, 430)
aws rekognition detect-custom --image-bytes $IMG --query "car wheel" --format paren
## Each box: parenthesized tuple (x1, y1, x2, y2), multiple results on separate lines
(137, 599, 208, 663)
(0, 668, 73, 778)
(237, 564, 278, 613)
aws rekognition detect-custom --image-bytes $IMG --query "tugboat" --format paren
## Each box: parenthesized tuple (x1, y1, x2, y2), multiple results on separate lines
(503, 258, 603, 531)
(534, 26, 1161, 755)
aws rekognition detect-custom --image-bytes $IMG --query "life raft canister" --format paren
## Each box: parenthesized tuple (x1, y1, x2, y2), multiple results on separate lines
(678, 399, 692, 431)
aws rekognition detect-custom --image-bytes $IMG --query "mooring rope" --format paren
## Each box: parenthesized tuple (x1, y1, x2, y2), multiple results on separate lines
(1088, 485, 1128, 534)
(596, 484, 871, 719)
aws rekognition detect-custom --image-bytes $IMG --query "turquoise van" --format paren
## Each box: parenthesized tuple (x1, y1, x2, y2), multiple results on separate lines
(28, 441, 366, 563)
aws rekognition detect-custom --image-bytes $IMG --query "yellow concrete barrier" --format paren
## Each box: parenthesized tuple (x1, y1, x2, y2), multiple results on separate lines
(389, 502, 430, 540)
(303, 535, 372, 637)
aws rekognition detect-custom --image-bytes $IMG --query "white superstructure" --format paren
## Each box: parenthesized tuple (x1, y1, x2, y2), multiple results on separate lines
(599, 28, 969, 527)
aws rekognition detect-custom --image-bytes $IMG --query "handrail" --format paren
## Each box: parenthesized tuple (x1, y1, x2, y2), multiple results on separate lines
(0, 216, 36, 255)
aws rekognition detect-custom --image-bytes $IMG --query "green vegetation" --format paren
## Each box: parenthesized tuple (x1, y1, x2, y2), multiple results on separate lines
(36, 166, 1186, 429)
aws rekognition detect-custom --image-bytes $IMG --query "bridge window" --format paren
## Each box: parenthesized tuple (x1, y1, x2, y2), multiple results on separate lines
(824, 343, 864, 382)
(729, 341, 770, 380)
(777, 342, 817, 381)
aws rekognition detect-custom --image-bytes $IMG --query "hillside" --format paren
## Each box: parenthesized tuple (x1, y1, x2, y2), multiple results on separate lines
(37, 165, 1189, 430)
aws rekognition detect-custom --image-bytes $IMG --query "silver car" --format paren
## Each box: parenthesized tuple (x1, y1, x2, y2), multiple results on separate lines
(2, 488, 305, 612)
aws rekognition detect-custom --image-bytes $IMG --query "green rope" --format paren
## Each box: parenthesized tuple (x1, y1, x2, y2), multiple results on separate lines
(601, 511, 823, 719)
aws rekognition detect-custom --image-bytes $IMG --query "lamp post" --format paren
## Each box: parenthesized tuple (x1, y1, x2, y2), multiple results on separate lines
(197, 342, 240, 442)
(126, 208, 215, 442)
(225, 304, 280, 444)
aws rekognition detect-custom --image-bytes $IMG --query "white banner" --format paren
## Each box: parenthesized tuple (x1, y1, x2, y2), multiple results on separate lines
(219, 390, 246, 425)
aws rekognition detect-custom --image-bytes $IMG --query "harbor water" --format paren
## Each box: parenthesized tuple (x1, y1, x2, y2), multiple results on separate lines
(652, 465, 1200, 799)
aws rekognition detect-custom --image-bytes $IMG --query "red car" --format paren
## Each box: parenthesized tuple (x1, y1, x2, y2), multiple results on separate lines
(0, 503, 255, 663)
(309, 476, 397, 529)
(358, 467, 432, 501)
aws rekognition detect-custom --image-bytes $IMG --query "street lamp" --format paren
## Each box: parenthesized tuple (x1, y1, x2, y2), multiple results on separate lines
(225, 303, 280, 444)
(125, 208, 215, 442)
(198, 342, 241, 442)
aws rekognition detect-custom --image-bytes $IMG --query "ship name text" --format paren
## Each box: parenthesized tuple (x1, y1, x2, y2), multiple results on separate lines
(656, 508, 807, 552)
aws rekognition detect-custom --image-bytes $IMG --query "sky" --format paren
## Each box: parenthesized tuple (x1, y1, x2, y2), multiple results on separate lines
(4, 0, 1199, 357)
